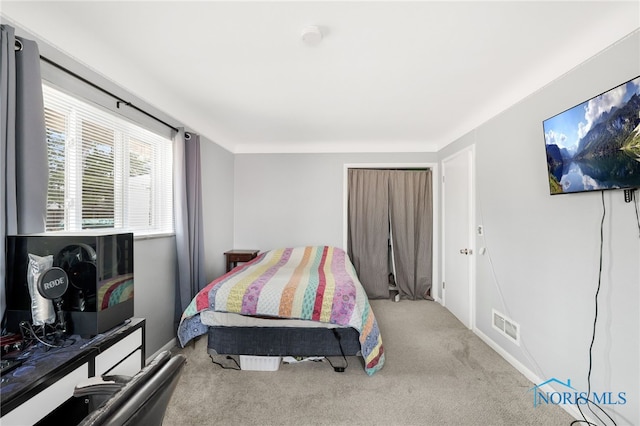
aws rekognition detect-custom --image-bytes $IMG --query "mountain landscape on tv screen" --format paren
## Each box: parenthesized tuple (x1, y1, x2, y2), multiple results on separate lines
(545, 77, 640, 194)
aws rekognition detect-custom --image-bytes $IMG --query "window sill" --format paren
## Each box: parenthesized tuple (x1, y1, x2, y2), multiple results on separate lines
(133, 232, 175, 241)
(41, 230, 175, 241)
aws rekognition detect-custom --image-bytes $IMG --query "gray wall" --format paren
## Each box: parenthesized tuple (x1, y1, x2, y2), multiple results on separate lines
(442, 31, 639, 425)
(200, 137, 235, 282)
(132, 236, 176, 357)
(233, 152, 438, 251)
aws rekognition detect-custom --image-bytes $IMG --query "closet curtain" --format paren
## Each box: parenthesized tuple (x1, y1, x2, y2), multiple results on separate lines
(173, 129, 206, 327)
(347, 169, 433, 300)
(1, 24, 48, 323)
(389, 170, 433, 299)
(347, 169, 390, 299)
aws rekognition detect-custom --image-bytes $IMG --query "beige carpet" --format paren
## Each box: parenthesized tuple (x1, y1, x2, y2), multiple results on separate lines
(165, 299, 575, 425)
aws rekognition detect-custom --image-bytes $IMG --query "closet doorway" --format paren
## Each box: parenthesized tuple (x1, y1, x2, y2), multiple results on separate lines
(344, 164, 437, 301)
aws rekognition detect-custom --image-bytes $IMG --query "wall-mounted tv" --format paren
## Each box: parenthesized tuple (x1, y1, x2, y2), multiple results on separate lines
(543, 75, 640, 195)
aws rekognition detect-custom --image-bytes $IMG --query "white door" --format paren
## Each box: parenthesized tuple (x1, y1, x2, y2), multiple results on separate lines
(442, 146, 474, 329)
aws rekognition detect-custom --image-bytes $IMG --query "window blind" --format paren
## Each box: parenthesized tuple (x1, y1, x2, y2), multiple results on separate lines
(43, 83, 174, 235)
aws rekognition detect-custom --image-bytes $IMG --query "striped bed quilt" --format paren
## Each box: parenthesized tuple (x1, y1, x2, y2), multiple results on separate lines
(177, 246, 385, 375)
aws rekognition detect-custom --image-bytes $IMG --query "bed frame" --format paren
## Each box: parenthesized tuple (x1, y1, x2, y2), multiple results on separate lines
(206, 326, 362, 357)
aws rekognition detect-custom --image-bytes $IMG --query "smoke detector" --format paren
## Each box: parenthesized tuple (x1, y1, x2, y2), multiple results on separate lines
(301, 26, 323, 45)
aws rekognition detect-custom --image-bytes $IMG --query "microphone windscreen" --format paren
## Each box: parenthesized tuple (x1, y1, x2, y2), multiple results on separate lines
(27, 253, 56, 325)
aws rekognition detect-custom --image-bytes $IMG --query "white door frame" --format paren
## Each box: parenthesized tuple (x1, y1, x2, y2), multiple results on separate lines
(441, 146, 476, 329)
(342, 162, 440, 301)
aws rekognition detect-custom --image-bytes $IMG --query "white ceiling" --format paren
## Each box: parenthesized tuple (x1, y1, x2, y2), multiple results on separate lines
(2, 1, 639, 153)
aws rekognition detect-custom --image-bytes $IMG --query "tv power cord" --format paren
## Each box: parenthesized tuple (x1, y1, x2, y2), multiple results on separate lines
(324, 329, 348, 373)
(209, 354, 241, 370)
(570, 192, 616, 426)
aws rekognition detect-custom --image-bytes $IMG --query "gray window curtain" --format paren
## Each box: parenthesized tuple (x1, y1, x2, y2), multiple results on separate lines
(173, 129, 206, 328)
(347, 168, 433, 300)
(1, 24, 48, 324)
(389, 170, 433, 299)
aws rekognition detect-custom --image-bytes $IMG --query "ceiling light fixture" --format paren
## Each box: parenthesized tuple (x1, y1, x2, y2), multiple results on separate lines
(301, 25, 323, 45)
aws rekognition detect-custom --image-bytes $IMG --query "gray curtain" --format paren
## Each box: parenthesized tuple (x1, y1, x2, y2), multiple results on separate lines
(389, 170, 433, 299)
(173, 129, 206, 327)
(347, 168, 433, 300)
(1, 24, 48, 324)
(347, 169, 391, 299)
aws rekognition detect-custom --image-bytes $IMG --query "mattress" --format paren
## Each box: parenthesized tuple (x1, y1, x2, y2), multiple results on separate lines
(200, 310, 343, 329)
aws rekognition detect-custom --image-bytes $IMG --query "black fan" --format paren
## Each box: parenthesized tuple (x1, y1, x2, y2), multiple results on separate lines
(55, 244, 97, 311)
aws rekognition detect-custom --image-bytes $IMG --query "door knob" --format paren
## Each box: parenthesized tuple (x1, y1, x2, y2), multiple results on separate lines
(459, 248, 472, 255)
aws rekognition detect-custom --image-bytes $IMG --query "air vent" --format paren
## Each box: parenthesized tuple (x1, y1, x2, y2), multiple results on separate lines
(492, 309, 520, 345)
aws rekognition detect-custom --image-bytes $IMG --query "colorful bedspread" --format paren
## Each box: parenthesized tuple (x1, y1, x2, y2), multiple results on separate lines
(177, 246, 385, 375)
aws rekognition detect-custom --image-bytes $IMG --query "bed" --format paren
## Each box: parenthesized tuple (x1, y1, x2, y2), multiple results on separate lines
(177, 245, 385, 375)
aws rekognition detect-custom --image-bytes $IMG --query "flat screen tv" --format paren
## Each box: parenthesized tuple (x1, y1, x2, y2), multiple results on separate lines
(543, 75, 640, 195)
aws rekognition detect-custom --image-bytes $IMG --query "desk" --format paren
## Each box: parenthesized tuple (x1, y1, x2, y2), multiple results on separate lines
(224, 249, 259, 272)
(0, 318, 145, 425)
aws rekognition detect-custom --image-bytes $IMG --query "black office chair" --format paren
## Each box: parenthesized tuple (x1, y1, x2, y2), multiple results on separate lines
(74, 350, 186, 426)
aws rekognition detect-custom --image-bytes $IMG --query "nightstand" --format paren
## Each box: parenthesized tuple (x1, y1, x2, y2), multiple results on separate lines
(224, 249, 259, 273)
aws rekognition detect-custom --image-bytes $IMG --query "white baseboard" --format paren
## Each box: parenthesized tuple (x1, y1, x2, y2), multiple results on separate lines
(473, 327, 542, 384)
(473, 327, 587, 422)
(146, 338, 178, 364)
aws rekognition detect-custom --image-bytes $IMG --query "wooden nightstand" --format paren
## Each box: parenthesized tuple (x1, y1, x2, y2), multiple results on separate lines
(224, 249, 259, 273)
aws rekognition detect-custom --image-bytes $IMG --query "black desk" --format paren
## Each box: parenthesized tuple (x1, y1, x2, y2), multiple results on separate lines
(0, 318, 145, 425)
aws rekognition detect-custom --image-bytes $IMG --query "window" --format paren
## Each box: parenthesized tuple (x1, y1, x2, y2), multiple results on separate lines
(43, 84, 174, 235)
